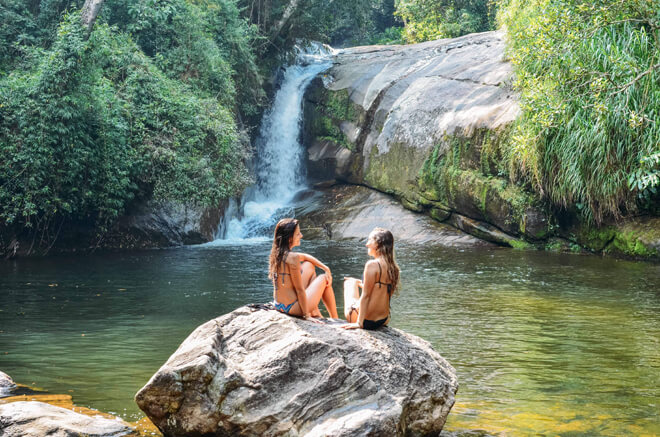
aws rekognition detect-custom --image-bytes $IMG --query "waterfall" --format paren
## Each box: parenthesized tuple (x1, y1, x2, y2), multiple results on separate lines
(213, 43, 334, 242)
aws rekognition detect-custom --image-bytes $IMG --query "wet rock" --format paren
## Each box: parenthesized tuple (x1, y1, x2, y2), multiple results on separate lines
(447, 214, 522, 247)
(605, 217, 660, 258)
(0, 401, 133, 437)
(104, 200, 224, 248)
(135, 306, 458, 437)
(297, 184, 491, 247)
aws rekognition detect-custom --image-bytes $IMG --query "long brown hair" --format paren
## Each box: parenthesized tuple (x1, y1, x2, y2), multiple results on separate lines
(269, 218, 299, 287)
(370, 227, 400, 295)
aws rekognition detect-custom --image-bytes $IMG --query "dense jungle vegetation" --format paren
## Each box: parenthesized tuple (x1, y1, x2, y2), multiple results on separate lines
(0, 0, 657, 247)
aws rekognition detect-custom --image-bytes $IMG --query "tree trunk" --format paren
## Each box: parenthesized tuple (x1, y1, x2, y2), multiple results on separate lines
(270, 0, 301, 41)
(81, 0, 105, 37)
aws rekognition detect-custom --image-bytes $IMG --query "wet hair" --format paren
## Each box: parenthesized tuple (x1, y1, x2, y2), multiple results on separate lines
(269, 218, 299, 287)
(370, 227, 400, 295)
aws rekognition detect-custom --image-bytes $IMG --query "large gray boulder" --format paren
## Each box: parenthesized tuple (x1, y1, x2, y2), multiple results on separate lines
(0, 401, 133, 437)
(135, 305, 458, 436)
(303, 31, 551, 246)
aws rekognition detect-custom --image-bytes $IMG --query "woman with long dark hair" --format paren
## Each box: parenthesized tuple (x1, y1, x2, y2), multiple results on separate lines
(269, 218, 338, 319)
(342, 227, 400, 330)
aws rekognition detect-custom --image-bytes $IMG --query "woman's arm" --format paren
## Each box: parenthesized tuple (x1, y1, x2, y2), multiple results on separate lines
(343, 261, 376, 329)
(356, 261, 377, 327)
(287, 253, 310, 319)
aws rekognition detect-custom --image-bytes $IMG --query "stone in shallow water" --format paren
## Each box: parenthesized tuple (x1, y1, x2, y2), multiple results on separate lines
(0, 371, 15, 397)
(136, 305, 458, 436)
(0, 401, 133, 437)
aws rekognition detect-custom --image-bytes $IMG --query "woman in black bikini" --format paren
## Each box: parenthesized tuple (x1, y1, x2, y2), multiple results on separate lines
(269, 218, 339, 319)
(342, 227, 400, 330)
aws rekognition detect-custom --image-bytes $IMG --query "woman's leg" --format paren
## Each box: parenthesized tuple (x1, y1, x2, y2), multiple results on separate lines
(304, 274, 338, 319)
(301, 261, 316, 287)
(321, 281, 338, 319)
(300, 261, 321, 316)
(343, 278, 360, 322)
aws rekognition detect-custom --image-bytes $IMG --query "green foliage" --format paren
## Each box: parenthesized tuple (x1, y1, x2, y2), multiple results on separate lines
(102, 0, 265, 114)
(0, 14, 134, 229)
(239, 0, 400, 47)
(0, 0, 39, 72)
(629, 152, 660, 207)
(395, 0, 496, 43)
(498, 0, 660, 223)
(0, 11, 252, 237)
(369, 26, 405, 45)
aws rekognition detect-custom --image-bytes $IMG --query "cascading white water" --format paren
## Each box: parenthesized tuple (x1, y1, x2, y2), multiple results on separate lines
(214, 44, 335, 242)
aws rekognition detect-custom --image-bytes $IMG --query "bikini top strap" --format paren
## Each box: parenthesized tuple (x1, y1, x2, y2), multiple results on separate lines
(377, 261, 382, 284)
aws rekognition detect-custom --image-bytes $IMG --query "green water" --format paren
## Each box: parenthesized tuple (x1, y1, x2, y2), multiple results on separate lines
(1, 241, 659, 436)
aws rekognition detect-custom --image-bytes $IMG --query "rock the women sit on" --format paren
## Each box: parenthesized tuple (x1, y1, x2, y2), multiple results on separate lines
(269, 218, 338, 319)
(343, 227, 400, 330)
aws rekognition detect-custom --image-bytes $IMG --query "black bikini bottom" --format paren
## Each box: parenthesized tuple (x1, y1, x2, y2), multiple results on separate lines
(363, 317, 388, 330)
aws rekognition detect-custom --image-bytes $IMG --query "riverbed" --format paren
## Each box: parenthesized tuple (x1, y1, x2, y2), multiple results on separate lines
(1, 241, 659, 436)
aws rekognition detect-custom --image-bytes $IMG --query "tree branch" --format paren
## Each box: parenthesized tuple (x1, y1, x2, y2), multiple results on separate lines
(611, 62, 660, 96)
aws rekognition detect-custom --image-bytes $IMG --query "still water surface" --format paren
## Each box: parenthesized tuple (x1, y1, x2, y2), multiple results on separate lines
(1, 241, 659, 435)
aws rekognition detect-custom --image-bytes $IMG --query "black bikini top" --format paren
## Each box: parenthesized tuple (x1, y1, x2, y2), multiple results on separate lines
(374, 261, 393, 296)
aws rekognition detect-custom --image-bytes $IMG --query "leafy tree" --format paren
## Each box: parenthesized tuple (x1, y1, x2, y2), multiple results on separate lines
(395, 0, 496, 43)
(0, 6, 252, 246)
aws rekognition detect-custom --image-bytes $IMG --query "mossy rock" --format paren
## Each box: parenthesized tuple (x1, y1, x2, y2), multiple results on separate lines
(574, 217, 660, 259)
(603, 217, 660, 258)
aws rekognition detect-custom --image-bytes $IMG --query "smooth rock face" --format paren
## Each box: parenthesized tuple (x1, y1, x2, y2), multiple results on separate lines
(0, 401, 133, 437)
(333, 31, 517, 153)
(302, 31, 553, 247)
(136, 306, 458, 436)
(321, 31, 518, 195)
(297, 184, 491, 247)
(108, 200, 224, 247)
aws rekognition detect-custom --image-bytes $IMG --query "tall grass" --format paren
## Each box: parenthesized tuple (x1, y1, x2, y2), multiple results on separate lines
(499, 0, 659, 223)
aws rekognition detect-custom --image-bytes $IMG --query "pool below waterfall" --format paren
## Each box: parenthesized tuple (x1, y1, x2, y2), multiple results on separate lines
(1, 241, 659, 436)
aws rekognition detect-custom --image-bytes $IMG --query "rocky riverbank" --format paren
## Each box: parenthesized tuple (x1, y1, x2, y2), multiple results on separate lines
(0, 372, 160, 437)
(303, 31, 660, 260)
(0, 200, 225, 259)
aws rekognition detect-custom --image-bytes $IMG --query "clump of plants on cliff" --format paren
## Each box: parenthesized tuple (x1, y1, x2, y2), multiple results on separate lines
(498, 0, 659, 223)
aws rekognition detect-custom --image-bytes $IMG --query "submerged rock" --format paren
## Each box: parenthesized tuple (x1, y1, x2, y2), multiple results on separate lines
(0, 371, 15, 396)
(0, 401, 133, 437)
(136, 305, 458, 436)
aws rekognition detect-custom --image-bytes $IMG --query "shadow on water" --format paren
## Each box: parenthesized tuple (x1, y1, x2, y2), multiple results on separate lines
(1, 241, 659, 435)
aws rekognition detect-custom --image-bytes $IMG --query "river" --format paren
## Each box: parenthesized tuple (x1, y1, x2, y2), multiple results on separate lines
(1, 241, 659, 436)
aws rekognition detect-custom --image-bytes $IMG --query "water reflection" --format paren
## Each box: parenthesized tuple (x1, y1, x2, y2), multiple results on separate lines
(1, 243, 659, 435)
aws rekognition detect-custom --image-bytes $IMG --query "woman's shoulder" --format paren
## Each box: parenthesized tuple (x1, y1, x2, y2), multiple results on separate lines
(364, 259, 380, 273)
(285, 252, 301, 265)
